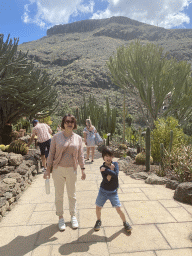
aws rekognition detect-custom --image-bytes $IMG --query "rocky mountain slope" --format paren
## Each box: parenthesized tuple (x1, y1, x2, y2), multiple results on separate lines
(18, 16, 192, 120)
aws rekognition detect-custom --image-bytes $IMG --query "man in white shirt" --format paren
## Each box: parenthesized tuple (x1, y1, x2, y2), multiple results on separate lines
(28, 119, 52, 171)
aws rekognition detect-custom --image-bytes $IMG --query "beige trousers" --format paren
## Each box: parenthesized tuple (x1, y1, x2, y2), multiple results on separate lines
(52, 166, 77, 217)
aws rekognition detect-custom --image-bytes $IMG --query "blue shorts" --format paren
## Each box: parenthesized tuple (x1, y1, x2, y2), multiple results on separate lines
(95, 187, 121, 208)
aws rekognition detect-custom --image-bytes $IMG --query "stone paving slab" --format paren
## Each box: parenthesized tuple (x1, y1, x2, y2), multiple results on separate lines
(155, 248, 192, 256)
(105, 225, 171, 253)
(0, 147, 191, 255)
(52, 242, 110, 256)
(124, 201, 177, 224)
(157, 222, 192, 248)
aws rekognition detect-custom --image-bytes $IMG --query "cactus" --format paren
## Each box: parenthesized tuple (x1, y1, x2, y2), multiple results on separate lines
(5, 145, 10, 152)
(160, 143, 164, 172)
(8, 140, 28, 155)
(0, 144, 5, 151)
(145, 127, 151, 172)
(119, 144, 127, 150)
(169, 130, 173, 153)
(136, 152, 153, 165)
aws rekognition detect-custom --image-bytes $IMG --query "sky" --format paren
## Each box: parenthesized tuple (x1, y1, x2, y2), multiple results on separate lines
(1, 0, 192, 45)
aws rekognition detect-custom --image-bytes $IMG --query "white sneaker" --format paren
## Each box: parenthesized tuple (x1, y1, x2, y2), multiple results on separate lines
(58, 218, 66, 231)
(71, 216, 78, 229)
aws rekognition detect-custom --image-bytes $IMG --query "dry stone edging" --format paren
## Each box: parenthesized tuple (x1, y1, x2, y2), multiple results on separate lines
(0, 149, 41, 221)
(174, 182, 192, 205)
(118, 157, 192, 205)
(145, 173, 168, 185)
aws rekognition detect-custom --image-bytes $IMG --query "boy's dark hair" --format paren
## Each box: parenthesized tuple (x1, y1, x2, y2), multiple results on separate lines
(102, 147, 114, 158)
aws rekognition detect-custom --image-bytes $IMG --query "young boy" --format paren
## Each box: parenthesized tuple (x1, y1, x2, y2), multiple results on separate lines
(94, 147, 132, 232)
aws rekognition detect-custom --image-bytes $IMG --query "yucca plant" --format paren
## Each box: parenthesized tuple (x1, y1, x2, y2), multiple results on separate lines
(163, 145, 192, 182)
(8, 140, 29, 155)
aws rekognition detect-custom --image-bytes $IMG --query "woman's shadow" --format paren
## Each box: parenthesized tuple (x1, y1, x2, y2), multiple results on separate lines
(0, 224, 58, 256)
(59, 228, 132, 255)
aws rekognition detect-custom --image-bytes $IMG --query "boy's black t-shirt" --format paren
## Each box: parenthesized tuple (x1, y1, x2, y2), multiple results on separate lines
(100, 161, 119, 191)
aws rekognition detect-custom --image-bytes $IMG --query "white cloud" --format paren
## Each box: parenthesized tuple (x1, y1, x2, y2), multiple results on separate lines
(22, 0, 192, 29)
(92, 0, 192, 28)
(22, 0, 94, 28)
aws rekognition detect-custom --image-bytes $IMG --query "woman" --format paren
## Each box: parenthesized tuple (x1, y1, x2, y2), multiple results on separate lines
(83, 119, 97, 162)
(44, 114, 86, 231)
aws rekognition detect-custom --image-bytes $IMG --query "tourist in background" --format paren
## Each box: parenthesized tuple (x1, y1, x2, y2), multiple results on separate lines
(57, 124, 61, 132)
(28, 119, 52, 172)
(43, 114, 86, 231)
(83, 119, 97, 162)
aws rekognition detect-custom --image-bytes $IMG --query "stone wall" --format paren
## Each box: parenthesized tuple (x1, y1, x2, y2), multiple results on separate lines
(0, 149, 41, 221)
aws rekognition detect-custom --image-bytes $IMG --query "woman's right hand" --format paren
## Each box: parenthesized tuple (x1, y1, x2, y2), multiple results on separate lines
(43, 170, 50, 179)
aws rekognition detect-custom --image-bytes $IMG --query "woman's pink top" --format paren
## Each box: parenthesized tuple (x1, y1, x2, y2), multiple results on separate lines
(47, 132, 85, 171)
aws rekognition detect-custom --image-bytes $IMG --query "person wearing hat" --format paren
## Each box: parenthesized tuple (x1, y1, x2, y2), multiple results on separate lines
(28, 119, 52, 171)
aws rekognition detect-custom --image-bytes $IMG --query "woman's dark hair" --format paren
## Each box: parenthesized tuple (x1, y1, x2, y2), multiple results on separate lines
(61, 114, 77, 129)
(102, 147, 114, 158)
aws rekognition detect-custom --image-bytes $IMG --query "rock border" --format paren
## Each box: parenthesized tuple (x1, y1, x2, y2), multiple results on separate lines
(118, 157, 192, 206)
(0, 149, 41, 221)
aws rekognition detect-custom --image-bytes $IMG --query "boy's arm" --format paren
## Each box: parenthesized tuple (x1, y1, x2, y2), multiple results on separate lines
(100, 166, 111, 183)
(102, 162, 119, 177)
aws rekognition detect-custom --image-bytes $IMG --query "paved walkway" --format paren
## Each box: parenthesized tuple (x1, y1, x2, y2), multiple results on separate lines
(0, 147, 192, 256)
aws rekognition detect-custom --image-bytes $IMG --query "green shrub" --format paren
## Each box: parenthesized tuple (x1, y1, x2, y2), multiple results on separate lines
(151, 117, 186, 162)
(135, 152, 153, 165)
(8, 140, 28, 155)
(74, 125, 84, 137)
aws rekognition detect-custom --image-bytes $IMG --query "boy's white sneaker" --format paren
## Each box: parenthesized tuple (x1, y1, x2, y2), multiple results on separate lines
(71, 216, 78, 229)
(58, 218, 66, 231)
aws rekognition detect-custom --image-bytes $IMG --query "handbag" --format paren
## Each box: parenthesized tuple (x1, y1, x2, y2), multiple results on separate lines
(95, 132, 103, 146)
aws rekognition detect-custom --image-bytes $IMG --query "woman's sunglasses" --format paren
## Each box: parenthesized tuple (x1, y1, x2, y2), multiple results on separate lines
(65, 120, 75, 124)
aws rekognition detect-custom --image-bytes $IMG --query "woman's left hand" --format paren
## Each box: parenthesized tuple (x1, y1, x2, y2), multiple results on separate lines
(81, 173, 86, 180)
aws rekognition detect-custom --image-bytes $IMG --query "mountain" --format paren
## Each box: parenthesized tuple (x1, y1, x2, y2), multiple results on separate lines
(18, 16, 192, 121)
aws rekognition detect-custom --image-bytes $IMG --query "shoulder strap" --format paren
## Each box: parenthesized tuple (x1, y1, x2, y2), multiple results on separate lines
(61, 135, 73, 156)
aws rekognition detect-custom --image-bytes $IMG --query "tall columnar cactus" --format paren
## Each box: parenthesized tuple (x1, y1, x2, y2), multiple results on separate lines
(111, 108, 117, 135)
(169, 130, 173, 153)
(160, 143, 164, 172)
(78, 95, 117, 135)
(145, 126, 151, 172)
(76, 107, 80, 124)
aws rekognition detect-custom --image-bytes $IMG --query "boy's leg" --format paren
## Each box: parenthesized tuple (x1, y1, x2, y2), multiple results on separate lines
(116, 207, 126, 222)
(116, 207, 132, 231)
(94, 206, 102, 231)
(95, 188, 107, 231)
(96, 205, 102, 220)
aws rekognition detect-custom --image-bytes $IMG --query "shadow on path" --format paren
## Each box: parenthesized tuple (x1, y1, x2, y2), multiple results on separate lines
(0, 224, 58, 256)
(59, 228, 131, 255)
